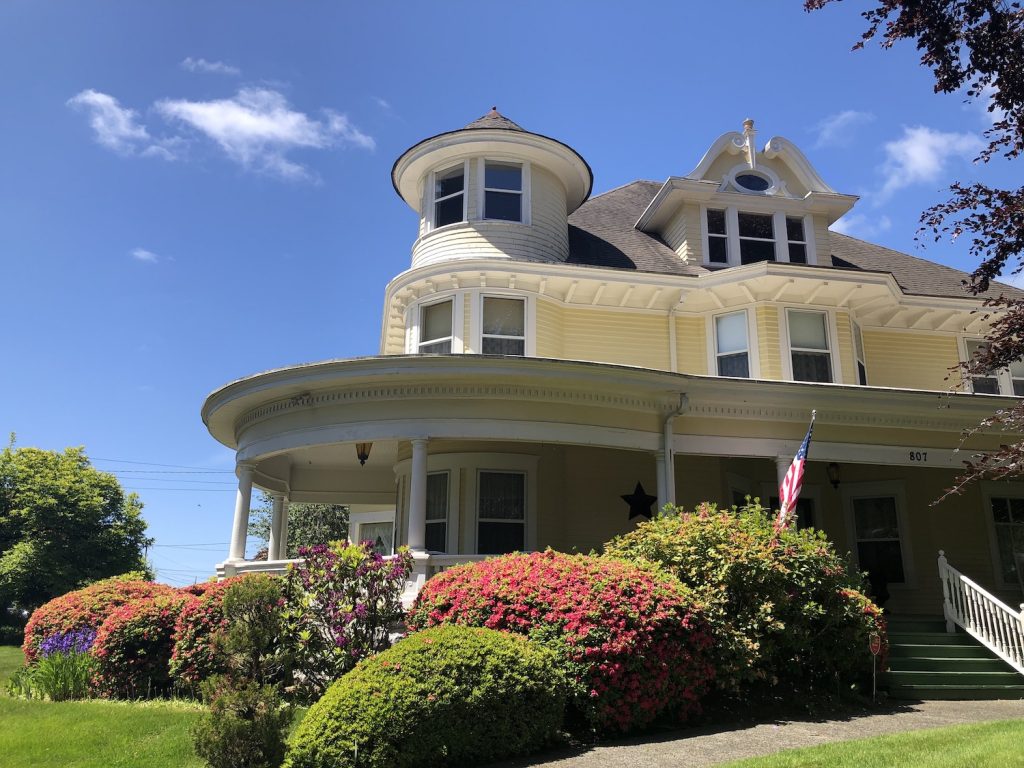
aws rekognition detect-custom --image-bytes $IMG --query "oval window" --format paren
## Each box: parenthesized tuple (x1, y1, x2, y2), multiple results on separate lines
(735, 172, 771, 192)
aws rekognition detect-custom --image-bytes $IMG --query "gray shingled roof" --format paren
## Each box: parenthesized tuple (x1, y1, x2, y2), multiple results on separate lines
(566, 181, 1020, 300)
(464, 108, 525, 132)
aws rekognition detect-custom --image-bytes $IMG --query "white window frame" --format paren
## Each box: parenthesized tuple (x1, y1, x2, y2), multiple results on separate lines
(981, 481, 1024, 589)
(842, 480, 915, 589)
(427, 160, 469, 231)
(467, 290, 536, 356)
(349, 509, 397, 555)
(480, 294, 527, 356)
(700, 204, 816, 267)
(477, 158, 531, 225)
(782, 307, 841, 384)
(410, 293, 464, 354)
(424, 470, 450, 553)
(852, 320, 868, 386)
(736, 211, 777, 265)
(473, 469, 528, 555)
(464, 454, 538, 554)
(783, 214, 810, 265)
(959, 336, 1022, 396)
(708, 308, 759, 378)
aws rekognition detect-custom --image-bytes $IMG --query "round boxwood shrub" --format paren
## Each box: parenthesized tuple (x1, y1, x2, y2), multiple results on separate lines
(91, 593, 192, 698)
(603, 501, 887, 698)
(170, 576, 246, 693)
(285, 625, 565, 768)
(23, 576, 178, 662)
(407, 550, 714, 734)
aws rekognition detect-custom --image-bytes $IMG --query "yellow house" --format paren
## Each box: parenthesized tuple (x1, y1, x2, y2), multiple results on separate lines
(203, 109, 1024, 633)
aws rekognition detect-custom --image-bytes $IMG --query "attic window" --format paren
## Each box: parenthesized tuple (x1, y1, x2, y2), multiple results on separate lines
(735, 172, 771, 192)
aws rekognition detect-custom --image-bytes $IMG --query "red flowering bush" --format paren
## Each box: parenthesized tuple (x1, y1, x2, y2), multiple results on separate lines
(23, 576, 177, 663)
(91, 593, 192, 698)
(604, 501, 888, 699)
(169, 577, 247, 694)
(407, 551, 714, 734)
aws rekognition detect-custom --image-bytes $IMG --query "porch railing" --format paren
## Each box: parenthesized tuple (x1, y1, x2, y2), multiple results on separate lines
(937, 550, 1024, 675)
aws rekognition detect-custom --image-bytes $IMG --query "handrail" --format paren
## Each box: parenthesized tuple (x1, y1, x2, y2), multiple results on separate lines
(937, 550, 1024, 676)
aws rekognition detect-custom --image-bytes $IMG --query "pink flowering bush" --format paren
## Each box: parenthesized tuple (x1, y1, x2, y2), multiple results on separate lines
(283, 542, 413, 701)
(91, 593, 192, 698)
(169, 576, 247, 694)
(407, 550, 714, 734)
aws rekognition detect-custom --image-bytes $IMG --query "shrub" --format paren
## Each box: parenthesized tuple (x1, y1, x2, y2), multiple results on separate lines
(170, 577, 245, 694)
(283, 542, 412, 701)
(603, 501, 888, 698)
(407, 550, 714, 734)
(217, 574, 289, 687)
(193, 677, 291, 768)
(23, 576, 177, 662)
(29, 649, 97, 701)
(91, 593, 191, 698)
(285, 626, 566, 768)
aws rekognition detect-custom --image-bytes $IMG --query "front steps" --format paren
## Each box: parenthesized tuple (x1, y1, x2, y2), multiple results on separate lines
(884, 617, 1024, 700)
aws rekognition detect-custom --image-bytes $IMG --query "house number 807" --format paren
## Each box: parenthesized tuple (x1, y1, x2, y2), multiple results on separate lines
(909, 451, 928, 462)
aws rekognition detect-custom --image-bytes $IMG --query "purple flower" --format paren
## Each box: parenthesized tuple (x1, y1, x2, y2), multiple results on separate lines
(39, 628, 96, 658)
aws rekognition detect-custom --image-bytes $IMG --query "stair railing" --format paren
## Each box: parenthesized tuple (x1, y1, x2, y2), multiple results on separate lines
(937, 550, 1024, 676)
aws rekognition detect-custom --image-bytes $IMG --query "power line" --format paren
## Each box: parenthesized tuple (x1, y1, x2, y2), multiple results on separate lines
(92, 457, 233, 471)
(122, 487, 235, 492)
(107, 469, 233, 475)
(153, 542, 230, 548)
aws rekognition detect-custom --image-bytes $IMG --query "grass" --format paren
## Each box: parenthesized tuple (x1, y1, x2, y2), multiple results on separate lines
(719, 718, 1024, 768)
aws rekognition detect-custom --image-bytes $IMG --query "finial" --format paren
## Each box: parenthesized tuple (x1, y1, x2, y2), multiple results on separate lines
(743, 118, 755, 132)
(742, 118, 757, 170)
(489, 106, 499, 115)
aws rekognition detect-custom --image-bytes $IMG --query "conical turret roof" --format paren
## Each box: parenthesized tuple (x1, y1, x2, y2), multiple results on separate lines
(463, 107, 525, 132)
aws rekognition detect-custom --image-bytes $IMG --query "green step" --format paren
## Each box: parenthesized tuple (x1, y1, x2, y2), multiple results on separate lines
(887, 683, 1024, 701)
(890, 657, 1010, 673)
(888, 643, 997, 659)
(884, 670, 1023, 687)
(887, 631, 980, 645)
(886, 618, 950, 633)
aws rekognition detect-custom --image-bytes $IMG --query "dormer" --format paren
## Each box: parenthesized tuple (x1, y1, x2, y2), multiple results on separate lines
(636, 120, 858, 268)
(391, 108, 593, 269)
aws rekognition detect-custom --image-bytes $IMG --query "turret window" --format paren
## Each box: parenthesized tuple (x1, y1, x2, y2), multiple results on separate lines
(432, 164, 465, 228)
(481, 296, 525, 355)
(483, 162, 523, 222)
(418, 300, 454, 354)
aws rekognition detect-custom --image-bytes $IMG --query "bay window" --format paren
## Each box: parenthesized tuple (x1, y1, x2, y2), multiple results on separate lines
(966, 339, 1024, 396)
(481, 296, 525, 355)
(853, 320, 868, 385)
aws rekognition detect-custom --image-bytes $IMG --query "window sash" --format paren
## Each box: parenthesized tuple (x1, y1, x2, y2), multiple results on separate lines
(482, 297, 525, 356)
(484, 162, 523, 222)
(788, 310, 832, 383)
(477, 471, 525, 555)
(853, 321, 868, 386)
(852, 496, 906, 584)
(418, 300, 453, 353)
(715, 311, 750, 378)
(432, 165, 465, 228)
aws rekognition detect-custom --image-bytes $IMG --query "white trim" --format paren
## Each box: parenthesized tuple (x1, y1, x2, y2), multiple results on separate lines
(427, 160, 469, 231)
(782, 307, 840, 384)
(803, 214, 817, 266)
(414, 293, 465, 354)
(723, 163, 787, 197)
(710, 308, 754, 379)
(349, 508, 397, 554)
(958, 334, 1024, 397)
(478, 158, 530, 225)
(980, 481, 1024, 589)
(841, 479, 915, 589)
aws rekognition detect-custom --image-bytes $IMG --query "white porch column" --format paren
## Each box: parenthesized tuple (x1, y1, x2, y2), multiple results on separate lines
(228, 462, 256, 562)
(654, 452, 667, 513)
(268, 494, 285, 561)
(774, 455, 790, 491)
(407, 438, 429, 551)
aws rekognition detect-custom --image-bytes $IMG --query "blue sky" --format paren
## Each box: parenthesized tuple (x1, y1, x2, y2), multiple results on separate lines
(1, 2, 1015, 586)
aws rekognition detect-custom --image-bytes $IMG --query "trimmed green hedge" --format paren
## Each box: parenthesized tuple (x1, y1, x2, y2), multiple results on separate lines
(285, 625, 566, 768)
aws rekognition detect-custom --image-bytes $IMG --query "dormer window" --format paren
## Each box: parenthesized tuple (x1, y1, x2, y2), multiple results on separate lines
(707, 209, 728, 264)
(786, 217, 808, 264)
(483, 161, 523, 222)
(432, 164, 466, 228)
(702, 207, 816, 267)
(738, 213, 775, 264)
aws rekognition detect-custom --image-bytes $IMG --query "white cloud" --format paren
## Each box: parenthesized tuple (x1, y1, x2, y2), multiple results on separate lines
(131, 248, 160, 263)
(155, 88, 375, 180)
(373, 96, 391, 110)
(830, 213, 892, 239)
(975, 84, 1007, 126)
(180, 57, 240, 76)
(878, 125, 984, 200)
(67, 89, 150, 153)
(813, 110, 874, 148)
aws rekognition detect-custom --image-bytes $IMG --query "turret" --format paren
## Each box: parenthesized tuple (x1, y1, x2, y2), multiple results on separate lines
(391, 108, 593, 269)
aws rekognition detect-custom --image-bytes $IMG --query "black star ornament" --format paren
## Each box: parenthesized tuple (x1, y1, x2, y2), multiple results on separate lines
(621, 482, 657, 520)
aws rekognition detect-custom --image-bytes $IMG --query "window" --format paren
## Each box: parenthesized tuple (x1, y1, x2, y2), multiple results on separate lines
(714, 311, 750, 377)
(786, 217, 808, 264)
(738, 212, 775, 264)
(787, 309, 832, 383)
(359, 521, 394, 556)
(965, 339, 1024, 396)
(989, 497, 1024, 583)
(477, 471, 525, 555)
(852, 320, 868, 385)
(418, 300, 453, 354)
(707, 209, 728, 264)
(735, 172, 771, 192)
(425, 472, 449, 553)
(432, 164, 465, 228)
(770, 496, 815, 529)
(852, 495, 906, 584)
(481, 297, 525, 355)
(483, 162, 522, 222)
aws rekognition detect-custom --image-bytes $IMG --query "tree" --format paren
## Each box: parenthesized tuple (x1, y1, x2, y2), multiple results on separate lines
(806, 0, 1024, 494)
(247, 493, 348, 559)
(0, 441, 153, 618)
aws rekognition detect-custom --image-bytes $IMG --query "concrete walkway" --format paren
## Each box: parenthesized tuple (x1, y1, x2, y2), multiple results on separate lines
(497, 700, 1024, 767)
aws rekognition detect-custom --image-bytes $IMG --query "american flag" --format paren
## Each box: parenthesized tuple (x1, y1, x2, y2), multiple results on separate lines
(776, 411, 816, 531)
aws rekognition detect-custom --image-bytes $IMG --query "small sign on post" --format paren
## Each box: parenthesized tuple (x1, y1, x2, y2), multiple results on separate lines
(869, 632, 882, 703)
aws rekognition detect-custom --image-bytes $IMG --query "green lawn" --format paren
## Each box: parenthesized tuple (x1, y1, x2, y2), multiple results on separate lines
(719, 718, 1024, 768)
(0, 644, 23, 682)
